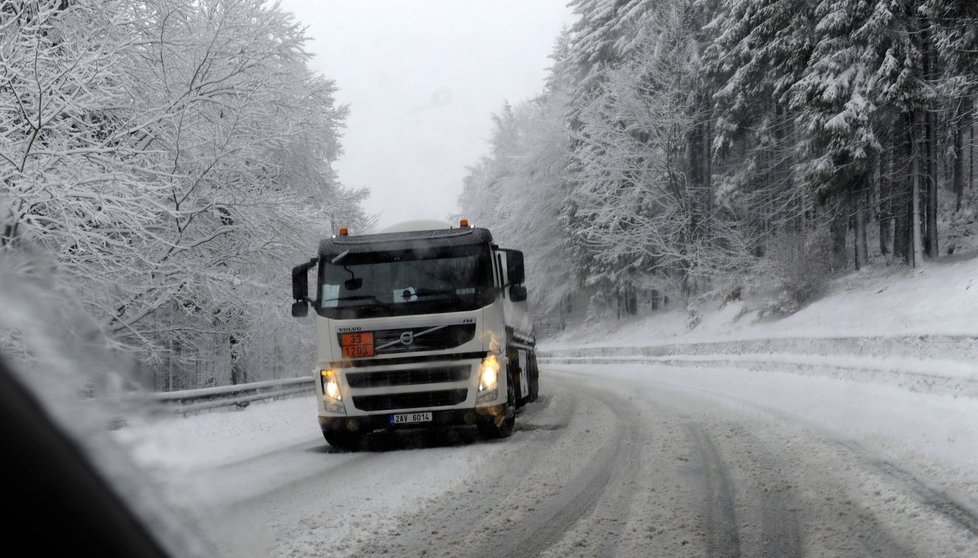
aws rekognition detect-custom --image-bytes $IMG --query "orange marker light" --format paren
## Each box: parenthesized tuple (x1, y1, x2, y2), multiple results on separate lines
(459, 218, 469, 228)
(338, 227, 349, 236)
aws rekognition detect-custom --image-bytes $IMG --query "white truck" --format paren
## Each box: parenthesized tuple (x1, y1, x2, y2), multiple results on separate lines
(291, 220, 539, 449)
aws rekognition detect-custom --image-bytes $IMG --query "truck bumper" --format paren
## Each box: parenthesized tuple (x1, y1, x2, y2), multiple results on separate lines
(319, 403, 507, 434)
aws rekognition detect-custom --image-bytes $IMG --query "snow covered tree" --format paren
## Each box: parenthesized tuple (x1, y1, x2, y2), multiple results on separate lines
(111, 0, 370, 385)
(921, 0, 978, 213)
(707, 0, 819, 241)
(711, 0, 978, 269)
(459, 90, 577, 332)
(1, 0, 370, 389)
(0, 0, 171, 325)
(567, 8, 749, 311)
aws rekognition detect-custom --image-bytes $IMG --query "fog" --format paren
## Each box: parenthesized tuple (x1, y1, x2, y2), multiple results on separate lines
(277, 0, 576, 227)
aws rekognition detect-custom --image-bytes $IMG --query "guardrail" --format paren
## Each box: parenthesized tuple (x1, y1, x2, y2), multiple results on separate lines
(538, 335, 978, 399)
(119, 377, 316, 416)
(538, 334, 977, 362)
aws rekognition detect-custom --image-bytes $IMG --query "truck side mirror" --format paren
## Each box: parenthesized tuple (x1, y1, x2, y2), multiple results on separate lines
(291, 300, 309, 317)
(291, 258, 318, 317)
(509, 284, 528, 302)
(504, 250, 525, 285)
(292, 263, 309, 301)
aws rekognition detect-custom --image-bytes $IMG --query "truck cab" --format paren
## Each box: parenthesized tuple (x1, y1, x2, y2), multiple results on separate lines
(291, 220, 538, 448)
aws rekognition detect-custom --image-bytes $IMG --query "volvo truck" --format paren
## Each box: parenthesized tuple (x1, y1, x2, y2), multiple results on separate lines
(291, 220, 538, 449)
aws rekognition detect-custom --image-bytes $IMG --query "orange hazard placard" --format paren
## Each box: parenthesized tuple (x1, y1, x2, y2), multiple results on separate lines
(340, 332, 374, 357)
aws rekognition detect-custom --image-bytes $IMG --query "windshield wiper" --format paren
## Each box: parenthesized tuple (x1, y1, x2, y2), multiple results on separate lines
(409, 288, 467, 302)
(323, 295, 393, 310)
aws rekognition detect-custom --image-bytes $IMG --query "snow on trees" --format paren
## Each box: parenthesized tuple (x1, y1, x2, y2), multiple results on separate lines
(459, 92, 577, 331)
(710, 0, 978, 270)
(1, 0, 370, 390)
(567, 6, 749, 313)
(462, 0, 976, 330)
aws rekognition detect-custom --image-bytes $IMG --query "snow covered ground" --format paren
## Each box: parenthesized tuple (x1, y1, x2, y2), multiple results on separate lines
(112, 257, 978, 557)
(546, 255, 978, 345)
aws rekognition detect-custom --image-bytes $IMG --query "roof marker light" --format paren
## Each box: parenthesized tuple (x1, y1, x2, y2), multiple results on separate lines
(459, 218, 470, 228)
(338, 227, 349, 236)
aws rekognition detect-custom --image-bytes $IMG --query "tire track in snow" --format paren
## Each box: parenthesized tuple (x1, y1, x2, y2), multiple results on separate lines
(557, 364, 920, 557)
(522, 387, 643, 558)
(687, 421, 804, 558)
(348, 384, 588, 558)
(877, 462, 978, 539)
(627, 372, 929, 557)
(834, 440, 978, 539)
(622, 365, 974, 554)
(346, 380, 638, 558)
(492, 386, 640, 558)
(682, 423, 742, 558)
(631, 375, 918, 557)
(496, 434, 619, 558)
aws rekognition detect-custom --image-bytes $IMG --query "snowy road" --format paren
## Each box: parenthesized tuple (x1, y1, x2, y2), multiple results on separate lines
(133, 361, 978, 558)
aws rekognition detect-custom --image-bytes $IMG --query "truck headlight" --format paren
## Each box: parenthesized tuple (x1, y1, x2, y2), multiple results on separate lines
(320, 368, 346, 413)
(478, 354, 499, 394)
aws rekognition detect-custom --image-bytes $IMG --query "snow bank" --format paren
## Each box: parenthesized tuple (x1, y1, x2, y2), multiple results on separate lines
(543, 256, 978, 350)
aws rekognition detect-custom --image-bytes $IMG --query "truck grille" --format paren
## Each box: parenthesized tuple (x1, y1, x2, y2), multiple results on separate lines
(341, 324, 476, 356)
(352, 389, 468, 411)
(346, 365, 470, 388)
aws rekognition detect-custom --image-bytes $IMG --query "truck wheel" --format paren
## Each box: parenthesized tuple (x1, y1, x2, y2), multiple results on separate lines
(478, 379, 515, 439)
(323, 430, 361, 451)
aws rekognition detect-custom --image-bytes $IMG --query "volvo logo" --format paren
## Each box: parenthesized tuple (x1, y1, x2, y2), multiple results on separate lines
(399, 331, 414, 345)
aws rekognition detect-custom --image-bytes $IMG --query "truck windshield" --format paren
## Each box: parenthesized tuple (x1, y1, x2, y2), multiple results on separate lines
(316, 244, 495, 319)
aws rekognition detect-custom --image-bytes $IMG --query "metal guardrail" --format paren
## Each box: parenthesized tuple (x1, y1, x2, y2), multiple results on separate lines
(123, 377, 317, 416)
(538, 336, 978, 399)
(537, 334, 977, 362)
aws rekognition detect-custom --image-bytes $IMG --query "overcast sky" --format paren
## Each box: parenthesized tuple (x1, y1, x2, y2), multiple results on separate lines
(276, 0, 576, 230)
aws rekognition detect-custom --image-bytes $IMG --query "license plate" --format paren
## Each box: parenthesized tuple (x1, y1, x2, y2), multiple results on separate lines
(390, 412, 433, 425)
(340, 332, 374, 357)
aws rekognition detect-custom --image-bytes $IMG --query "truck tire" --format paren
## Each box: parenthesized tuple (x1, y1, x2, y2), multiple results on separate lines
(478, 378, 515, 439)
(323, 430, 361, 451)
